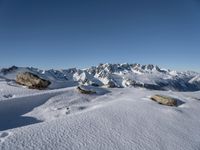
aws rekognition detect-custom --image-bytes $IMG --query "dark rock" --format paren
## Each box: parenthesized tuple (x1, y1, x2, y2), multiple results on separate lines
(106, 80, 117, 88)
(77, 86, 96, 94)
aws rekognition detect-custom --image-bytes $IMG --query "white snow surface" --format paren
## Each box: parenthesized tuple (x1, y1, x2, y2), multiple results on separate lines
(1, 80, 200, 150)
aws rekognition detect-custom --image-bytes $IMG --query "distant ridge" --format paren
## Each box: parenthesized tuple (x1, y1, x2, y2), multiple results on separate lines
(0, 63, 200, 91)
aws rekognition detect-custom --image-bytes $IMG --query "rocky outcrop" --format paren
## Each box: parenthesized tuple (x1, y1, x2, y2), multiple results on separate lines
(16, 72, 51, 89)
(151, 95, 177, 106)
(124, 79, 136, 87)
(105, 80, 118, 88)
(77, 86, 96, 94)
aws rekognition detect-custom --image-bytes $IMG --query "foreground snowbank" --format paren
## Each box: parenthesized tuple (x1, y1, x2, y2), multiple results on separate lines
(0, 82, 200, 150)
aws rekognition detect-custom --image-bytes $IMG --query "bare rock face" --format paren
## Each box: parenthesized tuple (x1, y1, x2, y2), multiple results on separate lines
(16, 72, 51, 89)
(124, 79, 136, 87)
(151, 95, 177, 106)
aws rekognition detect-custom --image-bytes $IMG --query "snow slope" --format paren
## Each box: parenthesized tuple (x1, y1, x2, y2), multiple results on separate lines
(0, 80, 200, 149)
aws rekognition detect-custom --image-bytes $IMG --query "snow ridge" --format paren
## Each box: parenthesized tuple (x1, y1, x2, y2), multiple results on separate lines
(0, 63, 199, 91)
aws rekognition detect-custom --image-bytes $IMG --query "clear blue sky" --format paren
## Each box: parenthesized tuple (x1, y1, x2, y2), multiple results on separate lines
(0, 0, 200, 71)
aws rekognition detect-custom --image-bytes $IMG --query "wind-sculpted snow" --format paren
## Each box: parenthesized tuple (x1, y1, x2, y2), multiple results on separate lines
(0, 84, 200, 150)
(0, 89, 67, 131)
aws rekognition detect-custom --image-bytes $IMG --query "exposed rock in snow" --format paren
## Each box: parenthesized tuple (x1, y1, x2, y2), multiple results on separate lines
(123, 79, 137, 87)
(16, 72, 51, 89)
(151, 95, 178, 106)
(77, 85, 109, 95)
(77, 86, 96, 94)
(106, 80, 118, 88)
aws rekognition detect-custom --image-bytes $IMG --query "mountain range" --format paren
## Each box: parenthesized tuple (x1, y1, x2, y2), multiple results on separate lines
(0, 63, 200, 91)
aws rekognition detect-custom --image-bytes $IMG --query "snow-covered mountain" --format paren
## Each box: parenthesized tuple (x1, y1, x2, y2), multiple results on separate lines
(0, 63, 200, 91)
(1, 64, 200, 150)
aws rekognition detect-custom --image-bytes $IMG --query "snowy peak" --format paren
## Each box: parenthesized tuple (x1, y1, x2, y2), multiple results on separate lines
(0, 66, 18, 75)
(87, 63, 167, 75)
(0, 63, 199, 91)
(189, 75, 200, 84)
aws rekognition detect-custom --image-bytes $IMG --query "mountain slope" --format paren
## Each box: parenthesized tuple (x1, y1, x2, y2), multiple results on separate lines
(1, 64, 200, 150)
(0, 63, 199, 91)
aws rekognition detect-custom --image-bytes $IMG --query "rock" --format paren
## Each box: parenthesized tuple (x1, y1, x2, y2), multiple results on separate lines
(90, 82, 100, 87)
(77, 86, 96, 94)
(106, 80, 117, 88)
(3, 94, 13, 98)
(16, 72, 51, 89)
(123, 79, 145, 88)
(151, 95, 177, 106)
(124, 79, 136, 87)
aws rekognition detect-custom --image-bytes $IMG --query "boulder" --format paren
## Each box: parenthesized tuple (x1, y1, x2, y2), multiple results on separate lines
(151, 95, 177, 106)
(77, 86, 96, 94)
(106, 80, 117, 88)
(16, 72, 51, 89)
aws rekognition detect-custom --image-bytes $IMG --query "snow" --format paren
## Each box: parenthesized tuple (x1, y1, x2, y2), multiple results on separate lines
(169, 70, 178, 76)
(0, 80, 41, 100)
(189, 75, 200, 83)
(1, 79, 200, 149)
(1, 63, 200, 91)
(1, 64, 200, 149)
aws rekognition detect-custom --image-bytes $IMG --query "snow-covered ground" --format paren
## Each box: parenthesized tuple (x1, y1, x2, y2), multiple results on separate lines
(0, 79, 200, 150)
